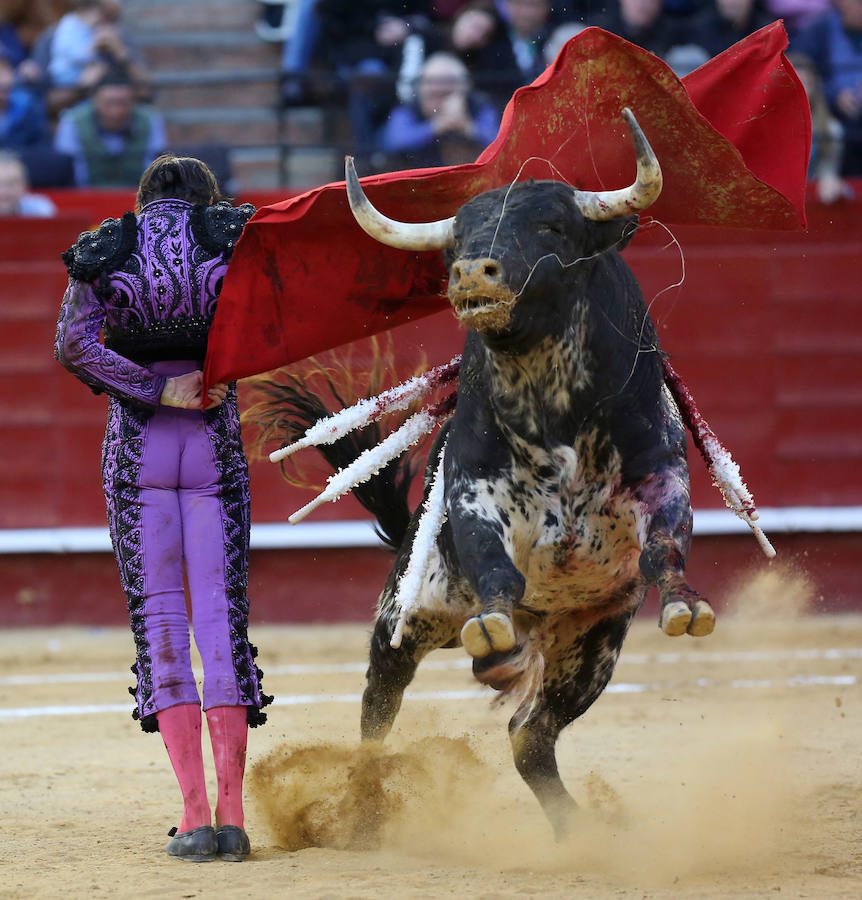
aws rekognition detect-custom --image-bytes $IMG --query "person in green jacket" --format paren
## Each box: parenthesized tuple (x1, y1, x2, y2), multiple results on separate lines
(54, 67, 166, 187)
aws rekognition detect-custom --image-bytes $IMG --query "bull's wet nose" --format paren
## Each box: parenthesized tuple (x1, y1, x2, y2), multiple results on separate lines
(451, 257, 503, 286)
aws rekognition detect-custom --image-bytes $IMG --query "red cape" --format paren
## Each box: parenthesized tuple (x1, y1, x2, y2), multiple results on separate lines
(204, 23, 810, 389)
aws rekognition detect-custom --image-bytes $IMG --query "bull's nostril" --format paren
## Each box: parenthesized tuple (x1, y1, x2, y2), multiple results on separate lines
(483, 263, 500, 278)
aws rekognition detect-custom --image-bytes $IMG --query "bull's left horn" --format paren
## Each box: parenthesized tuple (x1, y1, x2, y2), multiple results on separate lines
(345, 156, 455, 251)
(571, 108, 663, 221)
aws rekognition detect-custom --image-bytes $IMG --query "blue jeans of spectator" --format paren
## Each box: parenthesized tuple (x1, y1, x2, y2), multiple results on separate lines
(339, 58, 392, 156)
(281, 0, 320, 74)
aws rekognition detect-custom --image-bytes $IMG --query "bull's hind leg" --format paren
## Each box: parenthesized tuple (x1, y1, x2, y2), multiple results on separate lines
(361, 610, 458, 741)
(355, 609, 457, 848)
(509, 607, 637, 839)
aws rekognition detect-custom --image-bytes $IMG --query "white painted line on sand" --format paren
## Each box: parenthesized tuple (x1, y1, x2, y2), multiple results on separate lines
(2, 646, 860, 687)
(0, 674, 856, 722)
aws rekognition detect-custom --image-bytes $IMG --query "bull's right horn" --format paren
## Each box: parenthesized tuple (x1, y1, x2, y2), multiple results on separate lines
(345, 156, 455, 251)
(571, 108, 663, 221)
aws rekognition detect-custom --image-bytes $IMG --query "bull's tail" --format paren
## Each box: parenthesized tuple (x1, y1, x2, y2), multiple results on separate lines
(243, 361, 420, 551)
(498, 644, 546, 730)
(475, 641, 546, 727)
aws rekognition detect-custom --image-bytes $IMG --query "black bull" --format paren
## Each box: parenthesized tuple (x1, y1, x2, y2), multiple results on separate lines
(281, 116, 717, 837)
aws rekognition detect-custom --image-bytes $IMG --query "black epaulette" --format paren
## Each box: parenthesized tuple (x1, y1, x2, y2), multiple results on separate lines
(61, 212, 139, 289)
(189, 201, 256, 259)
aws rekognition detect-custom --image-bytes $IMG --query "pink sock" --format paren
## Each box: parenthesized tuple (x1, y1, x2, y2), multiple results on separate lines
(157, 703, 211, 832)
(206, 705, 248, 828)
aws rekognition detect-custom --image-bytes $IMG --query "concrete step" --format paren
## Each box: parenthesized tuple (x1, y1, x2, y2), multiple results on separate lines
(162, 102, 350, 151)
(163, 106, 279, 146)
(153, 75, 281, 112)
(150, 67, 282, 87)
(227, 147, 344, 193)
(138, 36, 281, 73)
(284, 146, 341, 189)
(231, 144, 342, 192)
(113, 0, 348, 192)
(121, 0, 261, 33)
(230, 146, 282, 191)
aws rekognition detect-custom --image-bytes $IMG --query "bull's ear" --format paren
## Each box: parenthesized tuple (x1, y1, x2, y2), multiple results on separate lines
(584, 214, 639, 255)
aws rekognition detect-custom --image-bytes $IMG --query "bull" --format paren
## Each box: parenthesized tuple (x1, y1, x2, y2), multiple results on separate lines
(270, 110, 723, 837)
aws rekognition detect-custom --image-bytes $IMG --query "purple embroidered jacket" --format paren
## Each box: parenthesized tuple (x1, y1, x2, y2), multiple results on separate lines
(55, 198, 253, 406)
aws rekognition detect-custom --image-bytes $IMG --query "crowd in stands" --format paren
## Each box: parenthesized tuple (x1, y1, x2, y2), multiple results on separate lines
(0, 0, 165, 211)
(262, 0, 862, 198)
(1, 0, 861, 215)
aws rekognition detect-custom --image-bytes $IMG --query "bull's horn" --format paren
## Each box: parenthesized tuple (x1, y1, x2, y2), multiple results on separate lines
(572, 108, 662, 220)
(345, 156, 455, 251)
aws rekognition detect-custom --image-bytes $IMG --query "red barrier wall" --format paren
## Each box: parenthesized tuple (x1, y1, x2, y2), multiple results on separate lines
(1, 185, 860, 625)
(2, 532, 859, 628)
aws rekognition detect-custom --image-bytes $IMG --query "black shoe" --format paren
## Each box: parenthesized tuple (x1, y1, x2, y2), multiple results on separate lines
(216, 825, 251, 862)
(165, 825, 217, 862)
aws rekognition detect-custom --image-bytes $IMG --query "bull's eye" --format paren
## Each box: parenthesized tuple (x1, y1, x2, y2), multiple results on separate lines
(538, 224, 564, 237)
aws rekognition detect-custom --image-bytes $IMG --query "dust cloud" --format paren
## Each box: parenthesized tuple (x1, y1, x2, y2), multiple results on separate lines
(248, 568, 826, 889)
(249, 725, 804, 886)
(248, 735, 497, 854)
(723, 558, 817, 621)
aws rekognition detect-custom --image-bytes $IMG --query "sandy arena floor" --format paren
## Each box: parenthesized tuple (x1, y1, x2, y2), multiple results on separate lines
(1, 570, 860, 899)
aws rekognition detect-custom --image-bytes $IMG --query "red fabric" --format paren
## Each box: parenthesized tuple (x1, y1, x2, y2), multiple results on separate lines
(204, 23, 810, 389)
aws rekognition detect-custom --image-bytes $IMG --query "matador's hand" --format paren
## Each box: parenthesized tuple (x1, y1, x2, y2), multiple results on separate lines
(161, 372, 229, 409)
(160, 371, 204, 408)
(204, 382, 229, 409)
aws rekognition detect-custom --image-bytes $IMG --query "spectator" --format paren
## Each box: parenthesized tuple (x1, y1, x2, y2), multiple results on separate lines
(542, 21, 586, 66)
(0, 149, 56, 215)
(660, 0, 709, 19)
(0, 0, 67, 58)
(588, 0, 692, 59)
(663, 41, 710, 75)
(377, 50, 500, 169)
(787, 51, 854, 203)
(45, 0, 148, 116)
(314, 0, 443, 156)
(686, 0, 774, 59)
(0, 51, 50, 150)
(506, 0, 556, 74)
(94, 0, 150, 91)
(450, 0, 553, 113)
(792, 0, 862, 175)
(0, 23, 24, 69)
(431, 0, 472, 22)
(255, 0, 295, 41)
(53, 68, 166, 187)
(46, 0, 102, 94)
(763, 0, 830, 38)
(272, 0, 325, 105)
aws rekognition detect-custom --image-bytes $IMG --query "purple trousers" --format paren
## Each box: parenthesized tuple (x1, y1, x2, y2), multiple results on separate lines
(102, 361, 268, 731)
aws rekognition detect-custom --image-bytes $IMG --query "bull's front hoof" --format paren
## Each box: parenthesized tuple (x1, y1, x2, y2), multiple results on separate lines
(687, 599, 716, 636)
(660, 600, 692, 636)
(461, 612, 516, 658)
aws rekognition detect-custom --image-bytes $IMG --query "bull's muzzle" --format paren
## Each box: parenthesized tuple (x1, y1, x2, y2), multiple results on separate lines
(447, 256, 516, 331)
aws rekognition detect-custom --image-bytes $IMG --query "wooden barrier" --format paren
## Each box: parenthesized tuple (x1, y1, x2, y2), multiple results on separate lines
(1, 185, 860, 623)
